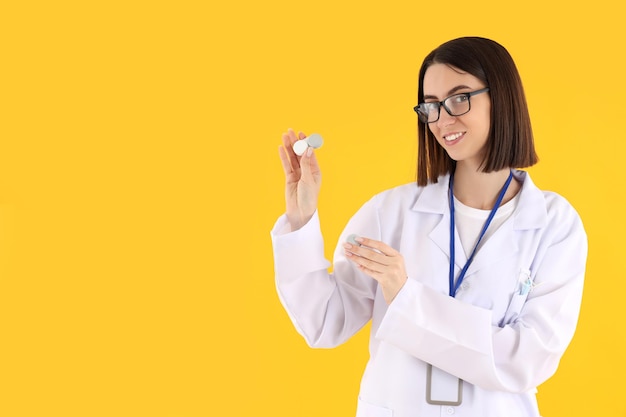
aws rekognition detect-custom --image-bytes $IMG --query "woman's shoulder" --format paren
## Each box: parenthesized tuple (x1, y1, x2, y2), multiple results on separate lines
(518, 171, 576, 209)
(368, 182, 421, 206)
(366, 178, 447, 212)
(516, 170, 585, 231)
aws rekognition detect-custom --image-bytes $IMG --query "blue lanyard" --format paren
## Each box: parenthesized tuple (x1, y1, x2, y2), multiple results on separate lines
(448, 170, 514, 297)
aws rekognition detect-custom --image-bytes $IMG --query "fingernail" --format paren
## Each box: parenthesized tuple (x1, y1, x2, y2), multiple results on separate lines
(306, 147, 312, 157)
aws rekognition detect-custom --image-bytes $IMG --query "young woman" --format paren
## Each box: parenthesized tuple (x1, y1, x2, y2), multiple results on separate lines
(271, 37, 587, 417)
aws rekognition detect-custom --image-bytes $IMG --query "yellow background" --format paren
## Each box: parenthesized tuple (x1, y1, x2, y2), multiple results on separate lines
(1, 1, 623, 416)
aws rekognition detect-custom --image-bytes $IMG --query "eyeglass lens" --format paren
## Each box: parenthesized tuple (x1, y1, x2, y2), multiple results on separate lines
(420, 94, 471, 123)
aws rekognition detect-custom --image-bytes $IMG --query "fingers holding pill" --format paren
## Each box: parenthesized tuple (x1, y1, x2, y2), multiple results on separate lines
(278, 128, 322, 231)
(292, 133, 324, 156)
(346, 234, 361, 246)
(343, 235, 408, 304)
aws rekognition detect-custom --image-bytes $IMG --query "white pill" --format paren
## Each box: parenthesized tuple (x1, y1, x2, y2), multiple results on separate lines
(306, 133, 324, 149)
(293, 139, 309, 156)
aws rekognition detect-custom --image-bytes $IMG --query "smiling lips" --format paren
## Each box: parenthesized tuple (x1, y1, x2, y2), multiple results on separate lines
(443, 132, 465, 143)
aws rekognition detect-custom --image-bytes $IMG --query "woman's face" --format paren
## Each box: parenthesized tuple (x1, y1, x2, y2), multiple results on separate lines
(423, 63, 491, 169)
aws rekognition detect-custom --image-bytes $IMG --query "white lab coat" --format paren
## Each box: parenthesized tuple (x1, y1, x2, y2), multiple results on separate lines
(270, 170, 587, 417)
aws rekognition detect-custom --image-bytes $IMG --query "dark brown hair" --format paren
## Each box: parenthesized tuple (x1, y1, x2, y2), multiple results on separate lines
(416, 37, 538, 186)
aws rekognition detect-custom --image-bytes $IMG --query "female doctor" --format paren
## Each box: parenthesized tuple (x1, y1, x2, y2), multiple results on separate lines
(270, 37, 587, 417)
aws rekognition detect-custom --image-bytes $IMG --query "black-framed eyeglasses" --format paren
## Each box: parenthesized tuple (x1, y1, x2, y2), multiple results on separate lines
(413, 87, 490, 124)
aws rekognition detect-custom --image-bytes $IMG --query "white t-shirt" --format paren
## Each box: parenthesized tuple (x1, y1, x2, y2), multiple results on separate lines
(453, 192, 520, 258)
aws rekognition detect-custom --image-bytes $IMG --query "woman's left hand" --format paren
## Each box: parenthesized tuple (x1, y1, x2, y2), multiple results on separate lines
(344, 237, 408, 304)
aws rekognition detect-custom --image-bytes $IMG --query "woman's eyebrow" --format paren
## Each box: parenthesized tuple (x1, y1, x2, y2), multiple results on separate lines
(423, 85, 472, 100)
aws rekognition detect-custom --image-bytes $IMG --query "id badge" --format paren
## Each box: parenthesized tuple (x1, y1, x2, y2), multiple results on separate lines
(426, 364, 463, 406)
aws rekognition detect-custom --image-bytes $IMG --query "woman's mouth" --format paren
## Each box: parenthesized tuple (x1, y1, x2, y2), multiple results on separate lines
(443, 132, 465, 143)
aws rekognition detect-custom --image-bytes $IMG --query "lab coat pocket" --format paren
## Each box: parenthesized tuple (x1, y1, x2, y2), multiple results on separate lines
(356, 398, 393, 417)
(499, 269, 532, 327)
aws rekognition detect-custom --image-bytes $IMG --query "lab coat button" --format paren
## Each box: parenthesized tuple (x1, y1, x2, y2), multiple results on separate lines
(445, 406, 455, 415)
(461, 281, 470, 291)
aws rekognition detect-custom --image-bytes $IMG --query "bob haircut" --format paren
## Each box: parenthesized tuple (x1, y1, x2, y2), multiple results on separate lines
(416, 37, 538, 186)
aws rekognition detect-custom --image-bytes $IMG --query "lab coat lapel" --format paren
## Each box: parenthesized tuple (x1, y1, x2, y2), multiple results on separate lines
(428, 209, 469, 269)
(412, 170, 547, 277)
(411, 174, 468, 269)
(463, 170, 547, 277)
(464, 219, 518, 277)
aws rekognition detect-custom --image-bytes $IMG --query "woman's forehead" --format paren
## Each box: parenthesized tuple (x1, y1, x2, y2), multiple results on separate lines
(423, 64, 482, 97)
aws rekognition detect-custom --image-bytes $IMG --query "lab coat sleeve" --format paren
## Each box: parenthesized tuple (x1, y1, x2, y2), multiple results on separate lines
(375, 197, 587, 393)
(270, 200, 381, 348)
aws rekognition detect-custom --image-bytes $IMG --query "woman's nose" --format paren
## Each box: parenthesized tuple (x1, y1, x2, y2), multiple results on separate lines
(436, 107, 456, 128)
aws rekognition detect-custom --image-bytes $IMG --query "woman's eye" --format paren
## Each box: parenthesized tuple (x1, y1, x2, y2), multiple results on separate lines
(451, 94, 468, 103)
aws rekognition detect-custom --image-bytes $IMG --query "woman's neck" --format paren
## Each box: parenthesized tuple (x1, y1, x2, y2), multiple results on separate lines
(452, 163, 520, 210)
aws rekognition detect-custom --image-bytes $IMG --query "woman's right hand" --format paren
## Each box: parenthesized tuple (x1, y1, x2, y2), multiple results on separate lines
(278, 128, 322, 231)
